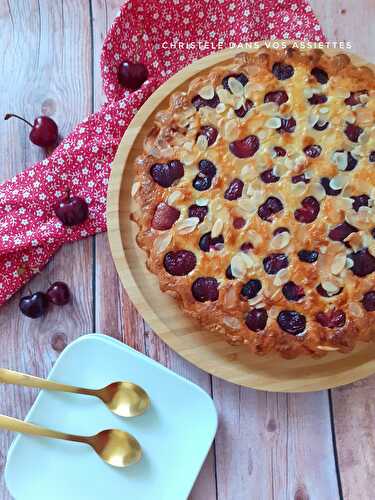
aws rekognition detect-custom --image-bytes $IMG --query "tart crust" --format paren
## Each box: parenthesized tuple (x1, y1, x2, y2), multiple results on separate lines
(131, 46, 375, 359)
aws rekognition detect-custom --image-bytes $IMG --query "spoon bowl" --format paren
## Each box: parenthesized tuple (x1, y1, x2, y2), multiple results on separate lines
(98, 382, 150, 417)
(90, 429, 142, 467)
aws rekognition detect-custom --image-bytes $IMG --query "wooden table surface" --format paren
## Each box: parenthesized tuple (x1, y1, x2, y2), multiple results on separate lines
(0, 1, 374, 499)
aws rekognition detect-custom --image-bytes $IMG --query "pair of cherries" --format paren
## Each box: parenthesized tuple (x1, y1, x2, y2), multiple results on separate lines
(19, 282, 70, 319)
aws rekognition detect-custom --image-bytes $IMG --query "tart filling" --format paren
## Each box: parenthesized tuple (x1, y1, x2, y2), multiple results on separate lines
(131, 47, 375, 358)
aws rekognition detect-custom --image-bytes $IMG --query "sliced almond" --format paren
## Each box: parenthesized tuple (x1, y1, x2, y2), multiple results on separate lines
(265, 117, 282, 129)
(248, 294, 264, 306)
(167, 190, 182, 205)
(270, 231, 290, 250)
(211, 218, 224, 238)
(349, 302, 363, 317)
(317, 345, 339, 351)
(331, 253, 347, 275)
(223, 315, 241, 330)
(131, 181, 141, 198)
(309, 182, 326, 201)
(228, 77, 244, 96)
(216, 102, 226, 113)
(153, 231, 172, 253)
(332, 151, 347, 171)
(247, 230, 263, 248)
(198, 85, 215, 100)
(196, 198, 209, 206)
(230, 253, 247, 279)
(273, 268, 289, 286)
(217, 88, 234, 105)
(321, 281, 340, 294)
(196, 135, 208, 151)
(182, 141, 194, 151)
(223, 119, 239, 141)
(329, 174, 348, 190)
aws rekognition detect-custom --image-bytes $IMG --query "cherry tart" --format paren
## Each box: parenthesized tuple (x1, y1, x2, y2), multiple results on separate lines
(131, 47, 375, 359)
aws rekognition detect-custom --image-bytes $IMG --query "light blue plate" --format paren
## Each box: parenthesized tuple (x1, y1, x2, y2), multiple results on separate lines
(5, 334, 217, 500)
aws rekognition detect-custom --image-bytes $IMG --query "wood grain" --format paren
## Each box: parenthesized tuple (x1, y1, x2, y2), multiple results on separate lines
(0, 1, 94, 498)
(310, 2, 375, 498)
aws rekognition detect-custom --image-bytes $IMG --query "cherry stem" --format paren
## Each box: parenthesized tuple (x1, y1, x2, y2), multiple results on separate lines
(4, 113, 33, 128)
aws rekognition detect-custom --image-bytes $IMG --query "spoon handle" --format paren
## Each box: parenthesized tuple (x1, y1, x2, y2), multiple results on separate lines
(0, 368, 96, 397)
(0, 414, 85, 443)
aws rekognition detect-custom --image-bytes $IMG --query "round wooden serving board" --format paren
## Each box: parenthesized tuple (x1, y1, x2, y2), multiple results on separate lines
(107, 43, 375, 392)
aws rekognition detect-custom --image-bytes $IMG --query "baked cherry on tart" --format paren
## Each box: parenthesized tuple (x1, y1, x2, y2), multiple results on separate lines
(131, 47, 375, 359)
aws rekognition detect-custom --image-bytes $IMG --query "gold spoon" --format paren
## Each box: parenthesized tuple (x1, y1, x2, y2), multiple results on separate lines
(0, 414, 142, 467)
(0, 369, 150, 418)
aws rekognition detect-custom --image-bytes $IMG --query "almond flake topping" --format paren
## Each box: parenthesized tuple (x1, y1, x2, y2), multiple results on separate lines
(198, 85, 215, 100)
(153, 231, 172, 253)
(211, 218, 224, 238)
(131, 181, 141, 198)
(270, 231, 290, 250)
(175, 217, 199, 234)
(331, 253, 347, 275)
(196, 135, 208, 151)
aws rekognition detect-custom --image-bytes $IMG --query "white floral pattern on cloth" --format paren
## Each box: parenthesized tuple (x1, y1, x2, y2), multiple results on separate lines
(0, 0, 325, 305)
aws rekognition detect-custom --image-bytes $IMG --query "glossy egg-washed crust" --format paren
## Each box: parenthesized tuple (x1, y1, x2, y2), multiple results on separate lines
(131, 46, 375, 359)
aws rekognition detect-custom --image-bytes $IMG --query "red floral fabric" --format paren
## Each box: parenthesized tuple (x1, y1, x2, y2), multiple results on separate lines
(0, 0, 325, 305)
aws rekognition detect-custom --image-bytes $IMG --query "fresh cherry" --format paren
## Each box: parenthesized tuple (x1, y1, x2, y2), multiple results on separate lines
(54, 190, 89, 227)
(313, 120, 329, 131)
(303, 144, 321, 158)
(316, 310, 346, 328)
(198, 126, 218, 146)
(311, 67, 329, 84)
(188, 204, 208, 223)
(224, 179, 244, 200)
(164, 250, 196, 276)
(344, 90, 368, 106)
(150, 160, 184, 187)
(19, 292, 49, 319)
(241, 279, 262, 300)
(294, 196, 320, 224)
(282, 281, 305, 301)
(298, 249, 319, 263)
(362, 291, 375, 311)
(272, 62, 294, 80)
(260, 168, 279, 184)
(351, 194, 369, 212)
(344, 123, 363, 143)
(264, 90, 288, 105)
(308, 94, 327, 105)
(328, 222, 358, 242)
(278, 117, 296, 133)
(117, 61, 148, 90)
(152, 202, 180, 230)
(5, 113, 58, 148)
(263, 253, 289, 275)
(46, 282, 70, 306)
(245, 308, 268, 332)
(229, 135, 259, 158)
(349, 249, 375, 277)
(235, 99, 253, 118)
(192, 277, 219, 302)
(277, 310, 306, 335)
(258, 196, 283, 222)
